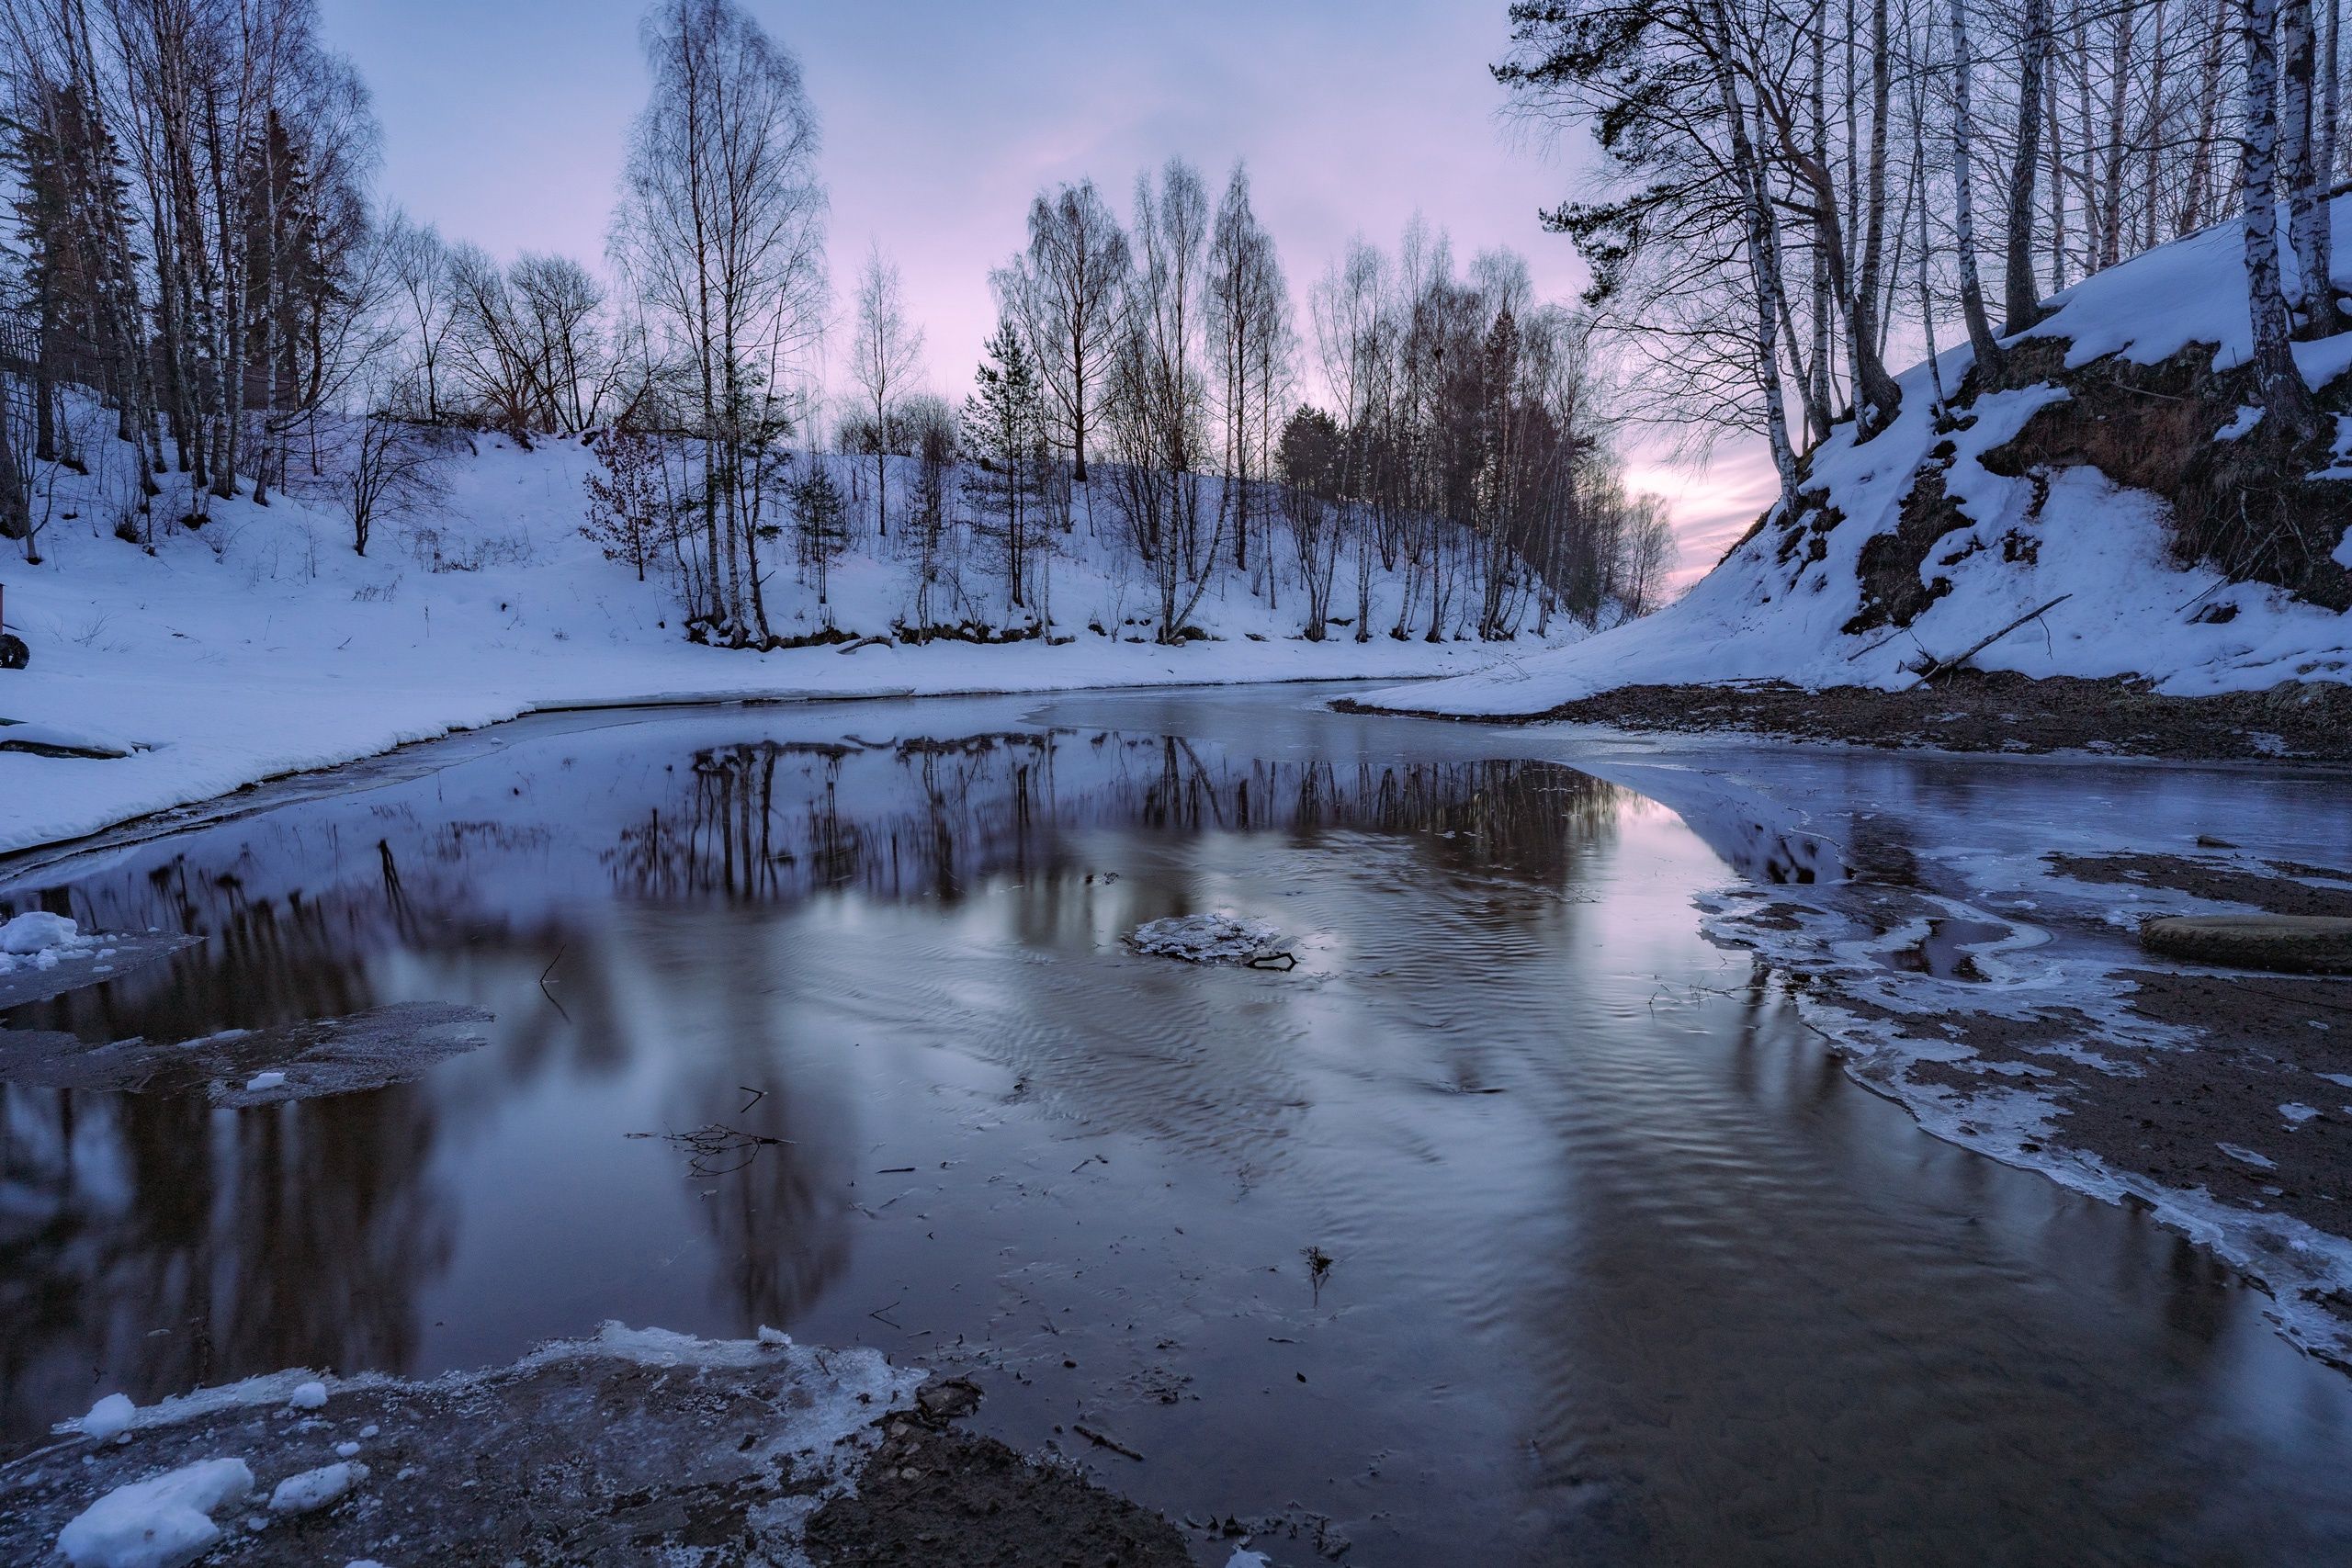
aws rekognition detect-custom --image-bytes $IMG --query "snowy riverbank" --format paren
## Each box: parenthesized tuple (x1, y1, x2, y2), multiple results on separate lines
(0, 426, 1559, 857)
(1354, 200, 2352, 721)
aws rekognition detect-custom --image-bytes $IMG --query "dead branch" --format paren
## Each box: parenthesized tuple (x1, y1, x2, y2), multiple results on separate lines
(1904, 594, 2073, 686)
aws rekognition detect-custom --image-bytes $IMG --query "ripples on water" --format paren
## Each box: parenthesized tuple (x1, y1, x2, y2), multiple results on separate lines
(3, 690, 2349, 1565)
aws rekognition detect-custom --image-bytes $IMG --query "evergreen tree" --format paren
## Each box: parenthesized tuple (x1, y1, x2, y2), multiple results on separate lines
(961, 314, 1048, 613)
(790, 462, 850, 610)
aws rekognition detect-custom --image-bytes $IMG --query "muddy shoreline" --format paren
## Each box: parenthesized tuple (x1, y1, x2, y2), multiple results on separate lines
(1343, 671, 2352, 762)
(0, 1337, 1199, 1568)
(1704, 844, 2352, 1363)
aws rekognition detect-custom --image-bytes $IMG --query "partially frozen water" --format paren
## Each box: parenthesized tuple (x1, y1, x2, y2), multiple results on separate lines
(5, 685, 2352, 1564)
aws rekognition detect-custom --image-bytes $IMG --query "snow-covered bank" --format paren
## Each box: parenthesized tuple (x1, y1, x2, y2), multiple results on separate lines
(0, 424, 1559, 857)
(1356, 201, 2352, 719)
(3, 1324, 927, 1567)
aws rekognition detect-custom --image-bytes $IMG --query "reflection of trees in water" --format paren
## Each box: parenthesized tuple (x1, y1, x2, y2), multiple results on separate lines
(0, 727, 1634, 1439)
(0, 1078, 449, 1446)
(606, 733, 1629, 903)
(18, 817, 553, 1047)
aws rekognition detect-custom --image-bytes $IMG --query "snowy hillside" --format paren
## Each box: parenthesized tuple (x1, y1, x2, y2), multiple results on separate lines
(1359, 201, 2352, 719)
(0, 409, 1576, 856)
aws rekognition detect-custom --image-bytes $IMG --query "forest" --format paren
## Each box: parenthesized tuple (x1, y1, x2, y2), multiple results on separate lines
(0, 0, 1681, 652)
(1500, 0, 2349, 513)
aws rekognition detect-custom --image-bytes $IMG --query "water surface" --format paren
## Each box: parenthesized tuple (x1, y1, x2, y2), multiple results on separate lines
(5, 687, 2349, 1565)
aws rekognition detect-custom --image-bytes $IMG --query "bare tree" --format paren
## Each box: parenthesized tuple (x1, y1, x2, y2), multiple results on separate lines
(1105, 158, 1220, 643)
(612, 0, 828, 647)
(509, 252, 610, 430)
(1205, 161, 1292, 576)
(2004, 0, 2054, 332)
(848, 242, 922, 538)
(1009, 178, 1128, 483)
(311, 375, 452, 556)
(1946, 0, 2003, 373)
(379, 209, 454, 421)
(445, 242, 542, 442)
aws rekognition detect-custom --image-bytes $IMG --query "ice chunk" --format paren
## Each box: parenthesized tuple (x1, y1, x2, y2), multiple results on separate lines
(1225, 1551, 1273, 1568)
(1129, 912, 1283, 964)
(56, 1457, 253, 1568)
(243, 1072, 286, 1092)
(287, 1382, 327, 1411)
(78, 1394, 137, 1443)
(334, 1441, 361, 1459)
(266, 1461, 367, 1516)
(1, 910, 78, 954)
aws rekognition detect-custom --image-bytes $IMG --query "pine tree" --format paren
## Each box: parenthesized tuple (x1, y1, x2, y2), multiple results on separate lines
(790, 462, 850, 610)
(962, 315, 1048, 613)
(582, 429, 673, 581)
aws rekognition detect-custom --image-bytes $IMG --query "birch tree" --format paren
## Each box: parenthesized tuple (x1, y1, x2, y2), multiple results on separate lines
(612, 0, 827, 647)
(848, 242, 922, 539)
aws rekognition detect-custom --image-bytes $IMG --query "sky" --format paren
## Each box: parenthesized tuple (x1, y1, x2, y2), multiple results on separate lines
(317, 0, 1770, 586)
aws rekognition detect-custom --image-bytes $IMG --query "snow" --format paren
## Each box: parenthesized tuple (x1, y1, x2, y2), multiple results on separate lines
(242, 1071, 286, 1092)
(0, 408, 1583, 857)
(55, 1458, 253, 1568)
(0, 718, 131, 756)
(1, 909, 78, 953)
(1357, 197, 2352, 719)
(76, 1394, 137, 1443)
(266, 1461, 367, 1516)
(334, 1441, 361, 1459)
(288, 1382, 327, 1411)
(1130, 911, 1283, 964)
(1225, 1551, 1274, 1568)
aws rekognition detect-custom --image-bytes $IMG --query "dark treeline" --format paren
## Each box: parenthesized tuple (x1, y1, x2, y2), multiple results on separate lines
(0, 0, 380, 548)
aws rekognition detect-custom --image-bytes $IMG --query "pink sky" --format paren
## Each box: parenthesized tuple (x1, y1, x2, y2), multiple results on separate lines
(321, 0, 1769, 589)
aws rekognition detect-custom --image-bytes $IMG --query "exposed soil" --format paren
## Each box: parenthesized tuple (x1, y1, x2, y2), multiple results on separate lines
(1352, 671, 2352, 761)
(0, 1345, 1192, 1568)
(803, 1419, 1191, 1568)
(2047, 851, 2352, 916)
(1884, 970, 2352, 1241)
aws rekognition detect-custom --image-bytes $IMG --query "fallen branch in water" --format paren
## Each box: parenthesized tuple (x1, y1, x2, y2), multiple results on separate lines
(626, 1122, 794, 1177)
(1071, 1423, 1146, 1461)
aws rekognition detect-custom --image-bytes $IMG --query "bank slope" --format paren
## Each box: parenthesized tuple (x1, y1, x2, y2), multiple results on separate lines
(1356, 201, 2352, 720)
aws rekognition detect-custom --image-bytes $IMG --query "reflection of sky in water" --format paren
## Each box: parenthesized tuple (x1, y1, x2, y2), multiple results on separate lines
(4, 689, 2350, 1564)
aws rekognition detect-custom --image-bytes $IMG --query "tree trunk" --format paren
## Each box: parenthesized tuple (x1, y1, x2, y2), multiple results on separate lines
(2245, 0, 2327, 438)
(1949, 0, 2005, 373)
(2284, 0, 2344, 331)
(1711, 16, 1802, 513)
(2004, 0, 2052, 332)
